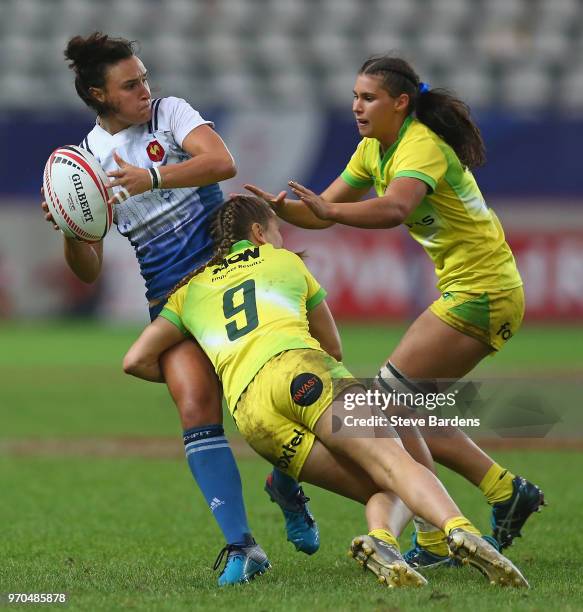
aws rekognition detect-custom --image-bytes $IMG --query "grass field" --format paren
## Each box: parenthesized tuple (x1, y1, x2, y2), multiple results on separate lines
(1, 322, 582, 610)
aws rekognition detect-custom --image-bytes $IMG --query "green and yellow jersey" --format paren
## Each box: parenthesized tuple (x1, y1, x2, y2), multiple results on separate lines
(160, 241, 327, 411)
(341, 116, 522, 293)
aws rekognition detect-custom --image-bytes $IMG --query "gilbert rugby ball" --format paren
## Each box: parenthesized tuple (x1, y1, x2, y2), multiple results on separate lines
(43, 145, 113, 242)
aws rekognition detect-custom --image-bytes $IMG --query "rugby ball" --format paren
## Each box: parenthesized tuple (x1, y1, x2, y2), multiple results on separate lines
(43, 145, 113, 242)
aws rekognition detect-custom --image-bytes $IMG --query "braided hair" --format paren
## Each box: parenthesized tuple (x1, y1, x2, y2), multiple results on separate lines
(360, 55, 486, 168)
(168, 195, 275, 296)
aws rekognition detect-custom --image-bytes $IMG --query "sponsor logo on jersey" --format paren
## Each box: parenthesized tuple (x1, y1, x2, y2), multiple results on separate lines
(276, 428, 305, 470)
(146, 140, 165, 162)
(405, 214, 435, 228)
(212, 247, 261, 275)
(290, 372, 323, 406)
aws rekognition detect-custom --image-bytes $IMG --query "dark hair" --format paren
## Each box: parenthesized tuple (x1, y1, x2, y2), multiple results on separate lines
(169, 195, 275, 295)
(64, 32, 136, 115)
(359, 55, 486, 168)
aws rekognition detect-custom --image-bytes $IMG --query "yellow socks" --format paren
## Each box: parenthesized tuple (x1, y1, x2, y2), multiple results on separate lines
(368, 528, 399, 550)
(479, 463, 515, 505)
(417, 529, 450, 557)
(443, 516, 482, 538)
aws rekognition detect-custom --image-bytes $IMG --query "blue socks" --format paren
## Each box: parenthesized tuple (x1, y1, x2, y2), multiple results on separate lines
(271, 467, 300, 499)
(183, 425, 250, 545)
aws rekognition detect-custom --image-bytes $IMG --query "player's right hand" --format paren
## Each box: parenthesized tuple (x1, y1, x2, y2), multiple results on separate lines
(40, 186, 59, 231)
(244, 183, 287, 207)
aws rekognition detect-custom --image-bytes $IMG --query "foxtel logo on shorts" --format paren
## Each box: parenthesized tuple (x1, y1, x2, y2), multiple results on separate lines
(276, 428, 305, 470)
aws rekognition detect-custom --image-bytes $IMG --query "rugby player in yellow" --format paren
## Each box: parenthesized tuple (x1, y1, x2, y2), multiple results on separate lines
(245, 55, 545, 567)
(124, 195, 528, 588)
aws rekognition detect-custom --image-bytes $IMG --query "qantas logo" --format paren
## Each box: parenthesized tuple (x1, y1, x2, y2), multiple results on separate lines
(146, 140, 165, 162)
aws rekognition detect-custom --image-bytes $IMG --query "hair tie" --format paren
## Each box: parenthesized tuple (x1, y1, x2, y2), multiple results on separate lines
(418, 82, 430, 94)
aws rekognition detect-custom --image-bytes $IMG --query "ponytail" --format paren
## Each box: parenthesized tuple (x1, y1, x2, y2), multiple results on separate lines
(359, 54, 486, 168)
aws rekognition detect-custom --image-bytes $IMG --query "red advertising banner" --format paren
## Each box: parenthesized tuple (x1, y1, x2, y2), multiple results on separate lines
(282, 225, 583, 321)
(509, 232, 583, 320)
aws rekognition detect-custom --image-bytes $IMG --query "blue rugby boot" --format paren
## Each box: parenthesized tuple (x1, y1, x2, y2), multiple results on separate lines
(491, 476, 545, 549)
(403, 533, 459, 570)
(404, 533, 500, 571)
(213, 535, 271, 586)
(265, 473, 320, 555)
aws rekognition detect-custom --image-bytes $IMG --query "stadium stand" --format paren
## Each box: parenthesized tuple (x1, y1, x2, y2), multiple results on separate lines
(0, 0, 582, 111)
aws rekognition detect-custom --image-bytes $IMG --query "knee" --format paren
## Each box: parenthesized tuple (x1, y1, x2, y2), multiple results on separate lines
(176, 394, 223, 429)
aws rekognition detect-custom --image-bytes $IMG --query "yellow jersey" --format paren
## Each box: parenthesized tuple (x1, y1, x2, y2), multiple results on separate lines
(341, 116, 522, 292)
(160, 241, 327, 411)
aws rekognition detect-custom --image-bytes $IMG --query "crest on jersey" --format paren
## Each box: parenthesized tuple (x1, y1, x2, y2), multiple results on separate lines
(146, 140, 165, 162)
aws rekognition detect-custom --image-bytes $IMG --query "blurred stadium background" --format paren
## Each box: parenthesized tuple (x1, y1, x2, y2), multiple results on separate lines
(1, 2, 583, 607)
(1, 0, 583, 322)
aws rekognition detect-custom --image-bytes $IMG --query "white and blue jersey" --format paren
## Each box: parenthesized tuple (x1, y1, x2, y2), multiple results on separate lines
(79, 96, 223, 307)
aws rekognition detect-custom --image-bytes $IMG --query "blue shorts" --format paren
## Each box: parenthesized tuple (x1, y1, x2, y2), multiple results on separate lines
(149, 299, 166, 321)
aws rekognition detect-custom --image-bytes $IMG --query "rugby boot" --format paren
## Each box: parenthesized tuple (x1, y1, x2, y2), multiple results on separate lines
(350, 534, 427, 588)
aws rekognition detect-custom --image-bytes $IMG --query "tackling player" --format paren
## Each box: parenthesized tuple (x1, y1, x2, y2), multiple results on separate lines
(123, 194, 529, 589)
(245, 54, 545, 568)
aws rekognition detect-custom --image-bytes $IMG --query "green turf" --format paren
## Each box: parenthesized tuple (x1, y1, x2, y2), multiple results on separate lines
(1, 322, 582, 609)
(0, 451, 581, 611)
(1, 322, 582, 437)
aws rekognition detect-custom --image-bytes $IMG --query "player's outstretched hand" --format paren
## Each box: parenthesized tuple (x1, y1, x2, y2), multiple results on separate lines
(107, 151, 152, 205)
(40, 187, 60, 231)
(244, 183, 287, 207)
(288, 180, 334, 220)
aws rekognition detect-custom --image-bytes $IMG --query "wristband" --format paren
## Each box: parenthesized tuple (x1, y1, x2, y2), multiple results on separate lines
(149, 167, 163, 190)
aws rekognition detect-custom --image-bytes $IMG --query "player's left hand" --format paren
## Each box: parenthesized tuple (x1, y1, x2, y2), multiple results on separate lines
(107, 151, 152, 205)
(288, 180, 334, 220)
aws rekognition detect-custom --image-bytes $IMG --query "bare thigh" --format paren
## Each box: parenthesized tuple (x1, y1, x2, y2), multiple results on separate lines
(388, 308, 495, 484)
(299, 439, 411, 535)
(299, 438, 379, 503)
(160, 339, 223, 429)
(390, 308, 491, 379)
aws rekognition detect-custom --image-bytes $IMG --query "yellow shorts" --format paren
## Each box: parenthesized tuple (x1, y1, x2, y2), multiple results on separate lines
(429, 286, 525, 351)
(233, 349, 357, 480)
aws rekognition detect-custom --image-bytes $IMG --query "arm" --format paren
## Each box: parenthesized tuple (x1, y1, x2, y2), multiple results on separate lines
(160, 124, 236, 188)
(307, 300, 342, 362)
(289, 177, 428, 229)
(107, 125, 236, 203)
(64, 238, 103, 283)
(123, 317, 186, 382)
(244, 177, 371, 230)
(41, 194, 103, 283)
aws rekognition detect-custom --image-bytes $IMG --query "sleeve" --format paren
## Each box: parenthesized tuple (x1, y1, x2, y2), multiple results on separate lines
(165, 97, 215, 148)
(340, 139, 374, 189)
(390, 133, 447, 193)
(159, 285, 189, 336)
(293, 255, 327, 311)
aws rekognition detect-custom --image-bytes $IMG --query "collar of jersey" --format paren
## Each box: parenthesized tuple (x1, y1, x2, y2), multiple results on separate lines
(229, 239, 256, 253)
(94, 117, 144, 137)
(379, 114, 414, 173)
